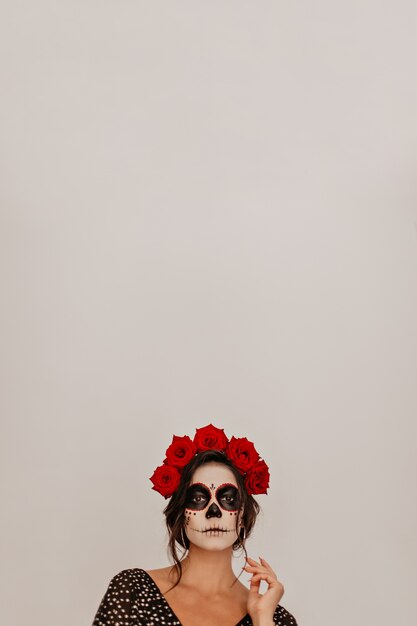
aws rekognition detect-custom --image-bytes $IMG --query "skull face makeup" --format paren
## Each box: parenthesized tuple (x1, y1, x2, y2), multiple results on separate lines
(183, 462, 244, 551)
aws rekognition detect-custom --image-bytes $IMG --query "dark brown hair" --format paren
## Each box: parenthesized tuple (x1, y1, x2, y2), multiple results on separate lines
(163, 449, 261, 592)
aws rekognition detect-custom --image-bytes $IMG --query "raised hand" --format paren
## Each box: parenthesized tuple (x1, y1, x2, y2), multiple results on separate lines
(244, 556, 285, 625)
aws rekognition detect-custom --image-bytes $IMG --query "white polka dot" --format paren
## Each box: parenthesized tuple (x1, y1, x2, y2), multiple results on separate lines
(92, 568, 298, 625)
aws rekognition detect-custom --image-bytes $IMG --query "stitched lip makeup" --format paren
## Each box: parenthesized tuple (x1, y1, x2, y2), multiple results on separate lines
(191, 526, 234, 533)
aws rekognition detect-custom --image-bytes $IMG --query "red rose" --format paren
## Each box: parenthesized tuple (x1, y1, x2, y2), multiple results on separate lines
(165, 435, 197, 468)
(193, 423, 229, 452)
(226, 436, 260, 474)
(244, 459, 270, 495)
(149, 464, 181, 498)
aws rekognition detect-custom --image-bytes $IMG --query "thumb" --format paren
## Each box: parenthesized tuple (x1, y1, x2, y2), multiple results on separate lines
(249, 575, 261, 595)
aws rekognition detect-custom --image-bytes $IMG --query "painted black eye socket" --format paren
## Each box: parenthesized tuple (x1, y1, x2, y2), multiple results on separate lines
(191, 495, 206, 503)
(216, 485, 241, 511)
(185, 485, 211, 510)
(221, 494, 236, 503)
(185, 483, 241, 512)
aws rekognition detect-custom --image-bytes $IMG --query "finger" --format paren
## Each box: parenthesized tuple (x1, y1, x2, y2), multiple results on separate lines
(243, 565, 269, 577)
(250, 573, 279, 585)
(244, 558, 267, 571)
(252, 573, 285, 598)
(259, 557, 276, 576)
(244, 564, 267, 571)
(249, 575, 261, 594)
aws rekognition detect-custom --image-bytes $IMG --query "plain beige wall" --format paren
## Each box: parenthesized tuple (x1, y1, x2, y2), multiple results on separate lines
(1, 2, 417, 625)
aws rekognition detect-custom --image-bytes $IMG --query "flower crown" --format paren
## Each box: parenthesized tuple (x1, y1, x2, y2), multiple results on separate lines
(149, 423, 270, 498)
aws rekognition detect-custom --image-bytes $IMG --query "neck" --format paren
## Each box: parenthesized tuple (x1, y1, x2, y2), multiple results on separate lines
(173, 544, 238, 595)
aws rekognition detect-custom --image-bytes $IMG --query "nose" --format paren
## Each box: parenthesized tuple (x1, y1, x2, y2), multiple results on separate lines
(206, 502, 222, 518)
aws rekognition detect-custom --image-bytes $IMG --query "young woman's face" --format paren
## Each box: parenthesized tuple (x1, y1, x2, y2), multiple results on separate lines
(184, 462, 244, 551)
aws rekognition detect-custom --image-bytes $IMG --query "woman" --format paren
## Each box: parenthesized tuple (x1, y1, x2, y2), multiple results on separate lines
(92, 424, 298, 626)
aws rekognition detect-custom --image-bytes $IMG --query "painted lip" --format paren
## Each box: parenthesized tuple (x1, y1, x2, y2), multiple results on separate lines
(188, 526, 234, 534)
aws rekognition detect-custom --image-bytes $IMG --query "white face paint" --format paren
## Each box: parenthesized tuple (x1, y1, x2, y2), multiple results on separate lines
(184, 462, 244, 551)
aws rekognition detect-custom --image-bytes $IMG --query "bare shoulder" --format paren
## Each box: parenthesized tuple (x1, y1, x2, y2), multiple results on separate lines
(144, 566, 176, 591)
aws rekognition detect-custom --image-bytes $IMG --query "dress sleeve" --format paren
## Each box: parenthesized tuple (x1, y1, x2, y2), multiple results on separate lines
(92, 569, 139, 626)
(273, 603, 298, 626)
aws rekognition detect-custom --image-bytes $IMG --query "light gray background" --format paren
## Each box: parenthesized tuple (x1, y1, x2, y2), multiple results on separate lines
(1, 2, 416, 626)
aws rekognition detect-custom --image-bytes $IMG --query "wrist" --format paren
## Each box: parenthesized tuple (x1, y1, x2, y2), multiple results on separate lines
(251, 619, 275, 626)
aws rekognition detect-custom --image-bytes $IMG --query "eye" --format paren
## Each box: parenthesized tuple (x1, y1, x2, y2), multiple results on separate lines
(216, 485, 240, 510)
(185, 485, 211, 509)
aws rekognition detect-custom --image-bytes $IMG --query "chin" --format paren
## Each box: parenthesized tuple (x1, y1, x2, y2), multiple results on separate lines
(190, 537, 238, 551)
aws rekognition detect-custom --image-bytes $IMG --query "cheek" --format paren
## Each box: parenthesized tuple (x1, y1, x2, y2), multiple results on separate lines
(184, 508, 205, 525)
(234, 507, 243, 527)
(184, 508, 240, 530)
(229, 510, 239, 525)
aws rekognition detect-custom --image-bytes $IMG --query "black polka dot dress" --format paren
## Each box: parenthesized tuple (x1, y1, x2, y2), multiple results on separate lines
(92, 568, 298, 626)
